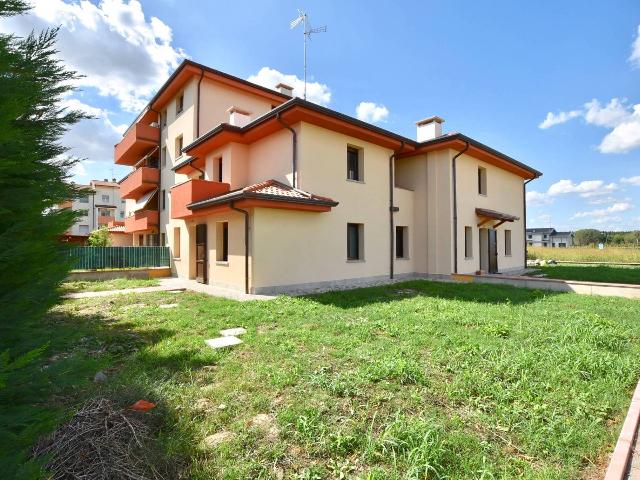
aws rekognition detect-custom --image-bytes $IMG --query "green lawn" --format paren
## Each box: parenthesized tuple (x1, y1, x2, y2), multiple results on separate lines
(2, 280, 639, 479)
(60, 277, 160, 293)
(529, 264, 640, 285)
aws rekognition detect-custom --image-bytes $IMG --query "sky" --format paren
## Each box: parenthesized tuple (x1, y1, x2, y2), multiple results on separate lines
(2, 0, 640, 231)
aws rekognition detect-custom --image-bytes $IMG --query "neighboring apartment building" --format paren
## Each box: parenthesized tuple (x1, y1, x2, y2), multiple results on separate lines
(114, 60, 542, 294)
(64, 179, 127, 239)
(526, 228, 573, 248)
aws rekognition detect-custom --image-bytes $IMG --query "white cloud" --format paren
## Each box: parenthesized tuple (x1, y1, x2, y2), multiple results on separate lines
(526, 190, 554, 206)
(533, 214, 552, 226)
(588, 196, 621, 205)
(621, 176, 640, 186)
(571, 202, 633, 219)
(547, 179, 618, 198)
(0, 0, 187, 112)
(538, 97, 640, 154)
(355, 102, 389, 123)
(538, 110, 581, 129)
(630, 24, 640, 68)
(247, 67, 331, 106)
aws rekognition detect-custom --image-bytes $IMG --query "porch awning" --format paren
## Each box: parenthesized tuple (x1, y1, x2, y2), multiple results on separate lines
(475, 208, 519, 228)
(132, 188, 157, 212)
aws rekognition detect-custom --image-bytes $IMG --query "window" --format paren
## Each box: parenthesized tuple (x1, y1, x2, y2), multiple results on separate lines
(119, 210, 124, 219)
(528, 242, 533, 246)
(478, 167, 487, 195)
(543, 234, 548, 239)
(347, 146, 363, 181)
(79, 225, 89, 234)
(138, 234, 144, 246)
(98, 208, 113, 217)
(464, 226, 473, 258)
(173, 227, 181, 258)
(79, 196, 89, 204)
(543, 242, 548, 247)
(161, 147, 167, 168)
(101, 194, 110, 203)
(216, 222, 229, 262)
(161, 232, 166, 246)
(527, 234, 532, 239)
(347, 223, 363, 260)
(162, 189, 166, 211)
(505, 229, 512, 256)
(396, 226, 408, 259)
(161, 109, 167, 128)
(176, 93, 184, 115)
(175, 135, 183, 158)
(217, 158, 223, 182)
(559, 242, 566, 248)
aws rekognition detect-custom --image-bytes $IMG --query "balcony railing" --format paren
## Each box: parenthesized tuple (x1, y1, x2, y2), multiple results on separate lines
(124, 209, 159, 233)
(120, 166, 160, 200)
(114, 123, 160, 166)
(171, 179, 230, 219)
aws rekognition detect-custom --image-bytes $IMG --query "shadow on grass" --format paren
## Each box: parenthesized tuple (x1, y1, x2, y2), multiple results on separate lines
(0, 302, 198, 479)
(305, 278, 562, 309)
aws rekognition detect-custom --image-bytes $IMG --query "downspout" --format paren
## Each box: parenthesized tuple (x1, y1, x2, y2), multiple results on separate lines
(523, 178, 534, 268)
(451, 141, 470, 274)
(276, 112, 298, 188)
(196, 68, 204, 137)
(388, 141, 404, 279)
(230, 201, 250, 294)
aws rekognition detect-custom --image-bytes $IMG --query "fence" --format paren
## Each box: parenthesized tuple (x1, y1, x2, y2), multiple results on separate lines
(68, 246, 170, 270)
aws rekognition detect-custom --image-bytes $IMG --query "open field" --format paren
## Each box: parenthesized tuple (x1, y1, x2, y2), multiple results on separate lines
(60, 278, 159, 293)
(528, 264, 640, 285)
(528, 246, 640, 264)
(2, 280, 640, 479)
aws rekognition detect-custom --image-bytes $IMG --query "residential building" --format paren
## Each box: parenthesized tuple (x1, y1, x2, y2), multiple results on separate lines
(114, 60, 542, 294)
(64, 179, 126, 240)
(526, 228, 573, 247)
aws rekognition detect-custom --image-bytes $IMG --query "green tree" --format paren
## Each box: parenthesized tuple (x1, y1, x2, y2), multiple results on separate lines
(88, 226, 111, 247)
(573, 229, 603, 246)
(0, 0, 88, 327)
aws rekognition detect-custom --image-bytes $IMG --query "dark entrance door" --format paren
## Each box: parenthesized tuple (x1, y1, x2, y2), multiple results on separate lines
(488, 229, 498, 274)
(195, 224, 207, 284)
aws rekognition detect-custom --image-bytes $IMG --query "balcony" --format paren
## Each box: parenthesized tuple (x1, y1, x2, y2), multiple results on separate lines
(120, 167, 160, 200)
(114, 123, 160, 166)
(171, 179, 230, 219)
(97, 215, 115, 225)
(124, 209, 159, 233)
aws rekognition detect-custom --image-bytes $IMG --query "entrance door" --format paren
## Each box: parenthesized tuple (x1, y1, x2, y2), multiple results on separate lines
(195, 224, 207, 284)
(488, 229, 498, 274)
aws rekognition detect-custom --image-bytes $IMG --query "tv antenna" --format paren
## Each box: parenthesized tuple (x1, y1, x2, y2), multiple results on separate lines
(290, 9, 326, 100)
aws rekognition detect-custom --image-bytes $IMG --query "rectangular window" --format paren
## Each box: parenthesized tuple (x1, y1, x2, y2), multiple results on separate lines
(119, 210, 124, 219)
(79, 196, 89, 204)
(161, 109, 167, 128)
(162, 189, 166, 210)
(101, 194, 110, 202)
(464, 226, 473, 258)
(347, 146, 362, 181)
(527, 234, 532, 239)
(79, 225, 89, 234)
(98, 208, 113, 217)
(138, 234, 144, 246)
(505, 229, 512, 256)
(217, 158, 223, 182)
(173, 227, 181, 258)
(161, 232, 166, 246)
(478, 167, 487, 195)
(176, 93, 184, 114)
(175, 135, 183, 159)
(216, 222, 229, 262)
(161, 147, 167, 168)
(396, 226, 408, 259)
(347, 223, 363, 260)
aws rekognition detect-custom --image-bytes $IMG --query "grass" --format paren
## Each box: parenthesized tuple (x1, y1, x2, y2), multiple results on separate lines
(528, 264, 640, 285)
(60, 278, 159, 293)
(529, 246, 640, 263)
(3, 280, 640, 479)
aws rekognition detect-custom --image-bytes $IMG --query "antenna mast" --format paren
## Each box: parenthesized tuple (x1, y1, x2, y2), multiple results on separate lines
(290, 10, 326, 100)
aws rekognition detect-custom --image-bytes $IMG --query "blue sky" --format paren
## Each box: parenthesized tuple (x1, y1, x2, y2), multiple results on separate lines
(2, 0, 639, 231)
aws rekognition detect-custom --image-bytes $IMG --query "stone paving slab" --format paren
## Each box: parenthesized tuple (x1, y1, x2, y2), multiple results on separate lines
(205, 336, 243, 349)
(220, 327, 247, 337)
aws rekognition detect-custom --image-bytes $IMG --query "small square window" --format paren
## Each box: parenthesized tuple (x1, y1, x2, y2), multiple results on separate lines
(216, 222, 229, 262)
(478, 167, 487, 195)
(176, 93, 184, 115)
(464, 226, 473, 258)
(347, 146, 363, 182)
(101, 194, 110, 203)
(347, 223, 363, 260)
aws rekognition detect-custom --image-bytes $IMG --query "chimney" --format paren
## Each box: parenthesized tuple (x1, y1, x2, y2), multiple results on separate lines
(275, 82, 293, 97)
(416, 116, 445, 142)
(227, 106, 251, 127)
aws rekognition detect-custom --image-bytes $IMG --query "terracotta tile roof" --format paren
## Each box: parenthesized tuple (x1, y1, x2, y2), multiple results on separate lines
(107, 224, 126, 233)
(189, 179, 338, 210)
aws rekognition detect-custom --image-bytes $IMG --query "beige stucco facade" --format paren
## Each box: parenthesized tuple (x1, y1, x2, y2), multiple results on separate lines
(116, 60, 540, 294)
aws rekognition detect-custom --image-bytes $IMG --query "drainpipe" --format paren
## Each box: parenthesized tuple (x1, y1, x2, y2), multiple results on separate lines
(230, 201, 249, 294)
(451, 141, 470, 274)
(196, 68, 204, 137)
(388, 141, 404, 279)
(276, 112, 298, 188)
(523, 178, 534, 268)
